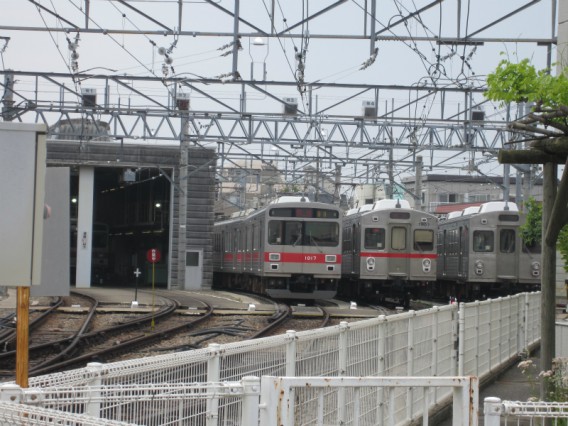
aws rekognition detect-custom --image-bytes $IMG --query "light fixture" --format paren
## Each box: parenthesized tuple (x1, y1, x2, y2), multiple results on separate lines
(253, 37, 266, 46)
(71, 197, 77, 203)
(155, 202, 161, 208)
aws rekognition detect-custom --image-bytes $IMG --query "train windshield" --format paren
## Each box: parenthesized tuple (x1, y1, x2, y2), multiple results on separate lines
(364, 228, 385, 249)
(268, 220, 339, 246)
(414, 229, 434, 251)
(473, 230, 494, 252)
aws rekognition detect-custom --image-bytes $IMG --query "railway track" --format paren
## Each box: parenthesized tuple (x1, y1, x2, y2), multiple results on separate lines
(0, 290, 393, 382)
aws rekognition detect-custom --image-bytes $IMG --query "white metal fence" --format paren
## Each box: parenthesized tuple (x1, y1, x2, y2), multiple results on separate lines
(484, 397, 568, 425)
(0, 293, 542, 425)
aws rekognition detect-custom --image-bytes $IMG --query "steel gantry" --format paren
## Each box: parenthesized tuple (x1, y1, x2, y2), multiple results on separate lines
(0, 0, 557, 197)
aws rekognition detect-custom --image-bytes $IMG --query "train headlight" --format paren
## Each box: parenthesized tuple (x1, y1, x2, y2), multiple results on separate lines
(366, 257, 376, 271)
(532, 261, 541, 276)
(475, 260, 484, 276)
(422, 258, 431, 273)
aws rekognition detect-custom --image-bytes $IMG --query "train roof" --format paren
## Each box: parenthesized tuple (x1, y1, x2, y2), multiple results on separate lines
(446, 210, 464, 219)
(345, 199, 416, 217)
(478, 201, 518, 213)
(372, 199, 411, 210)
(270, 196, 310, 204)
(442, 201, 520, 223)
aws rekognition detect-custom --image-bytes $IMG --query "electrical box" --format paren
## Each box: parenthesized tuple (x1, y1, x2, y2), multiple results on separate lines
(81, 88, 97, 108)
(283, 97, 298, 115)
(176, 93, 190, 111)
(471, 109, 485, 124)
(0, 122, 47, 286)
(362, 100, 377, 118)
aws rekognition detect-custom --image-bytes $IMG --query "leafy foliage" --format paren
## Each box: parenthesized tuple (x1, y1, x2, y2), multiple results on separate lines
(485, 58, 568, 108)
(519, 198, 542, 248)
(485, 58, 568, 136)
(558, 226, 568, 273)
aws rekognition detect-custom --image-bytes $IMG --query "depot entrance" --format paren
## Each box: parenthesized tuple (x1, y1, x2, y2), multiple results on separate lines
(70, 167, 171, 288)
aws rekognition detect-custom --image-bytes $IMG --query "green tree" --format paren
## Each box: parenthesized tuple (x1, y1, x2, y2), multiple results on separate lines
(485, 58, 568, 136)
(519, 198, 542, 247)
(486, 59, 568, 267)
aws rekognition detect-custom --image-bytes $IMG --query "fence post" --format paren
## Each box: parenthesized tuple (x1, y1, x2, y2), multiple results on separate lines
(522, 293, 529, 355)
(376, 315, 386, 424)
(241, 376, 260, 426)
(285, 330, 297, 377)
(406, 310, 415, 422)
(206, 343, 221, 426)
(338, 321, 349, 424)
(85, 362, 103, 418)
(0, 383, 23, 403)
(483, 397, 502, 426)
(259, 376, 292, 426)
(497, 298, 503, 365)
(431, 307, 439, 405)
(474, 301, 480, 375)
(452, 376, 479, 426)
(458, 303, 465, 376)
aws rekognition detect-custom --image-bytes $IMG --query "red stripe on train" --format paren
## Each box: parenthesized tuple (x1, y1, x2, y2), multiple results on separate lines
(264, 252, 342, 263)
(359, 252, 437, 259)
(223, 253, 261, 261)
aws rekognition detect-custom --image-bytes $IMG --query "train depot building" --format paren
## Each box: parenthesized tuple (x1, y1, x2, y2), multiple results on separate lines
(45, 131, 216, 292)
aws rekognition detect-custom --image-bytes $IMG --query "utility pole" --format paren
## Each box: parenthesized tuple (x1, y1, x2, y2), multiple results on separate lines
(177, 112, 189, 290)
(415, 155, 423, 211)
(334, 163, 341, 205)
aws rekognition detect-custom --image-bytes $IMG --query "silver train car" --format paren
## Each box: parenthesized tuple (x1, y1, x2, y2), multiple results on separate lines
(213, 197, 342, 300)
(340, 199, 438, 307)
(436, 201, 541, 301)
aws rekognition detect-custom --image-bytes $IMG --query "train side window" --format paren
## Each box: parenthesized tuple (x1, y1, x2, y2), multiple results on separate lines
(500, 229, 516, 253)
(473, 230, 494, 252)
(268, 221, 282, 245)
(391, 227, 406, 250)
(364, 228, 385, 249)
(414, 229, 434, 251)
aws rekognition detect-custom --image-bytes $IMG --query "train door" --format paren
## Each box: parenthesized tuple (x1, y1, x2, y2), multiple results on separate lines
(388, 224, 410, 277)
(458, 226, 464, 277)
(351, 223, 359, 275)
(497, 227, 517, 278)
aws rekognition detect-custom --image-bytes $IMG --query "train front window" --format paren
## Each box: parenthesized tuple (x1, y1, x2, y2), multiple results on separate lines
(365, 228, 385, 249)
(473, 230, 494, 252)
(305, 222, 339, 247)
(269, 220, 339, 246)
(414, 229, 434, 251)
(268, 221, 283, 245)
(500, 229, 516, 253)
(391, 227, 406, 250)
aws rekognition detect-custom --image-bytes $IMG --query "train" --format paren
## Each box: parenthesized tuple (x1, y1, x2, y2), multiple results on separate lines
(212, 197, 342, 300)
(339, 199, 439, 307)
(436, 201, 541, 301)
(212, 198, 541, 305)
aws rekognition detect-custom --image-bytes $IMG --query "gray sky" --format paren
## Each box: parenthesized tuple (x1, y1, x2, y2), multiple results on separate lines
(0, 0, 558, 187)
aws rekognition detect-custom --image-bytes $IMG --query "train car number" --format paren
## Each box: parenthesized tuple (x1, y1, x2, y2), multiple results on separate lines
(304, 255, 317, 262)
